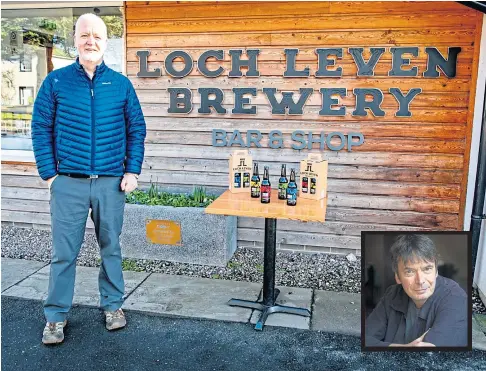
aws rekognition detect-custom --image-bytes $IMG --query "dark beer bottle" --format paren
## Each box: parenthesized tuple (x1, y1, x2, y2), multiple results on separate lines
(286, 168, 298, 206)
(251, 163, 261, 198)
(278, 164, 288, 200)
(261, 166, 271, 203)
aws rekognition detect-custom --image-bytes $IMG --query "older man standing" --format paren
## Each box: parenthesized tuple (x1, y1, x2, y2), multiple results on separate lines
(32, 13, 146, 344)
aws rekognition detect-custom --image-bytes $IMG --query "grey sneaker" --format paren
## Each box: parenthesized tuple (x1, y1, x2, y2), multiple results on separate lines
(105, 308, 126, 331)
(42, 320, 67, 345)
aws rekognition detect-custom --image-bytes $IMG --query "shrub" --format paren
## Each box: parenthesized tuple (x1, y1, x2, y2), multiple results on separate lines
(126, 183, 217, 208)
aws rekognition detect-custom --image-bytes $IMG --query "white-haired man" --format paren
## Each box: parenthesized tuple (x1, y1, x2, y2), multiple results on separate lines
(32, 13, 146, 344)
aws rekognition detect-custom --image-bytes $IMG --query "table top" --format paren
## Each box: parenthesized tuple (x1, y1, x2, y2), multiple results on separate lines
(205, 190, 326, 222)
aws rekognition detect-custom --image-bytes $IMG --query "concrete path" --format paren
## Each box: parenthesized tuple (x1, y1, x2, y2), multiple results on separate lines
(2, 258, 486, 351)
(1, 258, 48, 291)
(3, 297, 486, 371)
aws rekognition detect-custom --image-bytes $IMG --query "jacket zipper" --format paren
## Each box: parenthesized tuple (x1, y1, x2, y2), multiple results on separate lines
(89, 78, 95, 173)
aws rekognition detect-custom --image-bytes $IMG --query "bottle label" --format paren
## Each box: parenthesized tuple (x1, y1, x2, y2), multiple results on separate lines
(302, 177, 308, 193)
(287, 188, 297, 205)
(234, 173, 241, 188)
(261, 185, 271, 202)
(243, 173, 250, 188)
(251, 180, 260, 197)
(278, 182, 288, 198)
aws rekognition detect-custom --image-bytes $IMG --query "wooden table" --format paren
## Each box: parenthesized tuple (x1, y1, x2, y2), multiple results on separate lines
(205, 190, 327, 330)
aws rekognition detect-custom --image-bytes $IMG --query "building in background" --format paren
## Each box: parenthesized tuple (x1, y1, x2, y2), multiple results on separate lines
(1, 3, 124, 150)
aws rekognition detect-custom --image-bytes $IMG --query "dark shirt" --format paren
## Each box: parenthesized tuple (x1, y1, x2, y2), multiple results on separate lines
(404, 299, 420, 343)
(365, 275, 468, 347)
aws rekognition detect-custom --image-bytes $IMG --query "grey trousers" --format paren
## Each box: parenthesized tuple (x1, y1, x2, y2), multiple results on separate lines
(44, 175, 126, 322)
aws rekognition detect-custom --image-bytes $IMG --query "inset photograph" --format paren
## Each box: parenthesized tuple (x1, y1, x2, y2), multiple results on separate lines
(361, 232, 472, 351)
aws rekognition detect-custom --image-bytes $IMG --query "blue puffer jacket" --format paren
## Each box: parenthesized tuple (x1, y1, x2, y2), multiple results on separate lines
(32, 58, 146, 180)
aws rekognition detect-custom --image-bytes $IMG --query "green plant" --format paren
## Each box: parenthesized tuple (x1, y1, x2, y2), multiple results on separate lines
(193, 186, 207, 204)
(121, 259, 143, 272)
(227, 261, 241, 269)
(211, 273, 221, 279)
(255, 264, 264, 273)
(147, 176, 159, 199)
(125, 180, 217, 208)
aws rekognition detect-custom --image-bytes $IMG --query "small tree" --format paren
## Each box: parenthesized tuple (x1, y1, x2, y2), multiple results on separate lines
(1, 69, 16, 105)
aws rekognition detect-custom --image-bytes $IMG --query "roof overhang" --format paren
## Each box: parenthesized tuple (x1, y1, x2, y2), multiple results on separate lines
(457, 1, 486, 13)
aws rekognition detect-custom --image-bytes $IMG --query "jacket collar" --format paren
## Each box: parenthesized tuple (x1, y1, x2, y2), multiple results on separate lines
(390, 275, 443, 319)
(74, 57, 107, 78)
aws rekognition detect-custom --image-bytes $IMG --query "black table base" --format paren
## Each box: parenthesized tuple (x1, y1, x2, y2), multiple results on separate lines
(227, 218, 311, 331)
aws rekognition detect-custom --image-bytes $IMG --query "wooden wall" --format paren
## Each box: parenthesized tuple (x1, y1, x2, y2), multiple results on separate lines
(2, 1, 483, 256)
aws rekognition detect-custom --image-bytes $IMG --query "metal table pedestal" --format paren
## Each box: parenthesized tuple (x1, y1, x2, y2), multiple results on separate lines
(227, 218, 311, 330)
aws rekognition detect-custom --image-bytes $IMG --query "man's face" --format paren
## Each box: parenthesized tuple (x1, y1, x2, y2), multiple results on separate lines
(75, 18, 107, 64)
(395, 256, 438, 308)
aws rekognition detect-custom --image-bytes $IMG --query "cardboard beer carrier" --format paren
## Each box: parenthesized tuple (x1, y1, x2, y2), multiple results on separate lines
(228, 150, 253, 193)
(299, 153, 328, 200)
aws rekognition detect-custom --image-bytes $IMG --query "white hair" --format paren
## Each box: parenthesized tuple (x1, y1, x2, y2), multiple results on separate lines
(75, 13, 107, 37)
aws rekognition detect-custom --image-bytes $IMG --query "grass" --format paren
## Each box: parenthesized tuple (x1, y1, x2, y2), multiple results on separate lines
(121, 259, 144, 272)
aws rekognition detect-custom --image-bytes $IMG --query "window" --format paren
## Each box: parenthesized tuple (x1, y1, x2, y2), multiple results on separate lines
(19, 52, 32, 72)
(19, 86, 34, 105)
(1, 4, 124, 153)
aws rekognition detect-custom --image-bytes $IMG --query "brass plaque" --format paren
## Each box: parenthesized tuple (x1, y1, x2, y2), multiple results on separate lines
(146, 219, 182, 246)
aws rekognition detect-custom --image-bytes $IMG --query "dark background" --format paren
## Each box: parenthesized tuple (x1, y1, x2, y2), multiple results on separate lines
(363, 232, 469, 317)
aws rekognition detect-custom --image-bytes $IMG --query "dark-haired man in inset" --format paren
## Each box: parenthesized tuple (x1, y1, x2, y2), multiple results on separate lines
(365, 234, 468, 347)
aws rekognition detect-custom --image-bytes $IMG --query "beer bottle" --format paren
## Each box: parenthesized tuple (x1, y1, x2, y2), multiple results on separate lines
(310, 178, 317, 194)
(302, 177, 308, 193)
(251, 163, 261, 198)
(234, 172, 241, 188)
(286, 168, 298, 206)
(261, 166, 271, 203)
(243, 172, 250, 188)
(278, 164, 288, 200)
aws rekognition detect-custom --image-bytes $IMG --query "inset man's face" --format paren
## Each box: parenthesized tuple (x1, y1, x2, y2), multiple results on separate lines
(75, 17, 107, 64)
(395, 256, 438, 308)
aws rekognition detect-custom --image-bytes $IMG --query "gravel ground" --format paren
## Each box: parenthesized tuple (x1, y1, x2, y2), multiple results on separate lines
(0, 225, 360, 292)
(2, 225, 485, 314)
(474, 288, 486, 315)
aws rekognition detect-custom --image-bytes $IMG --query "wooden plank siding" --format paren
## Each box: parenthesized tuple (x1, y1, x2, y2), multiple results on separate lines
(121, 1, 483, 254)
(1, 1, 482, 255)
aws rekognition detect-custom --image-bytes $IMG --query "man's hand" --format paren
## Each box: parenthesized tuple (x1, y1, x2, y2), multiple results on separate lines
(47, 175, 58, 190)
(413, 342, 436, 347)
(389, 329, 435, 347)
(407, 333, 435, 347)
(120, 173, 138, 193)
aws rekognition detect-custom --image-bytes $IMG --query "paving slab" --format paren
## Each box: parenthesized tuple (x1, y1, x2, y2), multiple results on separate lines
(311, 290, 360, 336)
(2, 265, 150, 307)
(249, 286, 312, 330)
(473, 314, 486, 351)
(122, 273, 261, 323)
(1, 258, 48, 292)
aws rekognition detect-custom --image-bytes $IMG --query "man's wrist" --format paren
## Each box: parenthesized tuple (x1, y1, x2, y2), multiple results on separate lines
(125, 172, 139, 179)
